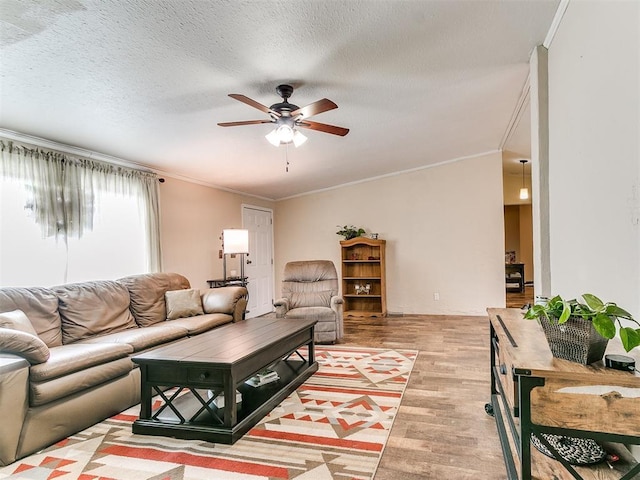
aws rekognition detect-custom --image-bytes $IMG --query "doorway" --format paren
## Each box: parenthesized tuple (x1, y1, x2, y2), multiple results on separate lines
(502, 97, 534, 308)
(242, 205, 274, 318)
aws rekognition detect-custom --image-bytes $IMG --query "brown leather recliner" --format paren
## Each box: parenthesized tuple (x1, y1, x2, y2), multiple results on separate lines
(274, 260, 344, 344)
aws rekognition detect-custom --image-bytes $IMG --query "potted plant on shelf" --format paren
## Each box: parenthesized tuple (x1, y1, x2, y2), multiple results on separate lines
(336, 225, 366, 240)
(524, 294, 640, 364)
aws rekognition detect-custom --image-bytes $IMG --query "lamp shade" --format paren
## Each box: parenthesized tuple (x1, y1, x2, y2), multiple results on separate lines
(223, 229, 249, 254)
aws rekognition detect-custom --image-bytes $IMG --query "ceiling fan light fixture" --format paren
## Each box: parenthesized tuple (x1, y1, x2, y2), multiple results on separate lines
(293, 130, 307, 147)
(222, 84, 348, 148)
(266, 124, 307, 148)
(277, 125, 294, 144)
(265, 128, 281, 147)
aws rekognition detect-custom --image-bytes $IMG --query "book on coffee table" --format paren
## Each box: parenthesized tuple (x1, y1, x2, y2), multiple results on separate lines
(245, 369, 280, 387)
(207, 389, 242, 409)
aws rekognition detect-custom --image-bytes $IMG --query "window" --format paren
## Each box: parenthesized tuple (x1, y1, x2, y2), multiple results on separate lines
(0, 140, 161, 287)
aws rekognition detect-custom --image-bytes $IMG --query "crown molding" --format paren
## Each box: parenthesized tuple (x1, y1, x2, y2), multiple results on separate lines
(543, 0, 570, 48)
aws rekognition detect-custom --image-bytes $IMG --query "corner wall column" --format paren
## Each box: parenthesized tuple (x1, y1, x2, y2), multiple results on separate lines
(530, 45, 551, 298)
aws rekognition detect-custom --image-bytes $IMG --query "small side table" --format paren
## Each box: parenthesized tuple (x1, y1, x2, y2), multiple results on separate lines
(207, 277, 248, 288)
(505, 263, 524, 293)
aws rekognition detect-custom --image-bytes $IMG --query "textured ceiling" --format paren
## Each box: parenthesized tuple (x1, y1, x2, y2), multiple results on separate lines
(0, 0, 558, 200)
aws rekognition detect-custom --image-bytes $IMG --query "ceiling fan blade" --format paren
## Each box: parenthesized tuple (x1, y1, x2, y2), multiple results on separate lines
(228, 94, 280, 116)
(298, 120, 349, 136)
(217, 120, 274, 127)
(290, 98, 338, 118)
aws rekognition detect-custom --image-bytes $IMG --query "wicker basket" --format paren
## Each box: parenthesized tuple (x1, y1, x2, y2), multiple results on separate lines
(539, 316, 609, 364)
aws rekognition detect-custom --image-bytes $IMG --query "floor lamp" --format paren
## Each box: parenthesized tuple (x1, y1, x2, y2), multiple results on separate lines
(222, 229, 249, 284)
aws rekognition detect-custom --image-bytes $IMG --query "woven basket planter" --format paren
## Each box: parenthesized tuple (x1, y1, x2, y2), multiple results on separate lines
(540, 316, 609, 364)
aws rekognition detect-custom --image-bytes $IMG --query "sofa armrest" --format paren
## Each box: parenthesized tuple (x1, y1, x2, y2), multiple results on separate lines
(0, 354, 30, 466)
(273, 298, 289, 318)
(201, 286, 248, 322)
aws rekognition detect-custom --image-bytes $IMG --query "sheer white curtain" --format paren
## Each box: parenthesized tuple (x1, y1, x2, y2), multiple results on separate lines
(0, 140, 162, 286)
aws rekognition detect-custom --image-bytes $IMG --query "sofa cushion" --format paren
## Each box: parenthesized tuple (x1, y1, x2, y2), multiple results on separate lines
(118, 273, 190, 327)
(30, 357, 133, 406)
(0, 310, 38, 335)
(29, 343, 132, 382)
(0, 287, 62, 347)
(165, 289, 203, 320)
(0, 327, 50, 364)
(78, 323, 187, 352)
(53, 280, 137, 344)
(166, 313, 233, 335)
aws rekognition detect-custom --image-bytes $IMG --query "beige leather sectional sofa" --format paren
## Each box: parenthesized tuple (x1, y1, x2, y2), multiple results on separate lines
(0, 272, 248, 466)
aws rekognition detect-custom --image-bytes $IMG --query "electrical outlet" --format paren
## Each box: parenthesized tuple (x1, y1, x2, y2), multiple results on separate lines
(434, 292, 440, 301)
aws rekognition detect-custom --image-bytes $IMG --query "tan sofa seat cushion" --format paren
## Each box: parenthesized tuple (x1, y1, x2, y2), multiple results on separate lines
(30, 357, 133, 406)
(54, 281, 137, 344)
(78, 323, 187, 352)
(167, 313, 233, 335)
(0, 287, 62, 347)
(30, 343, 132, 382)
(118, 273, 190, 327)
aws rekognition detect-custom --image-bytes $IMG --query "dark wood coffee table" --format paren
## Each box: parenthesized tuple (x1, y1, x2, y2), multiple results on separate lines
(131, 317, 317, 444)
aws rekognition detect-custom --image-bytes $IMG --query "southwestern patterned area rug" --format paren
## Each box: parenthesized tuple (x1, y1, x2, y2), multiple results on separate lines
(1, 346, 417, 480)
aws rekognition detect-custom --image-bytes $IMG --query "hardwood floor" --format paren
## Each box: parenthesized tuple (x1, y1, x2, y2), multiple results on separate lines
(340, 314, 509, 479)
(506, 285, 535, 309)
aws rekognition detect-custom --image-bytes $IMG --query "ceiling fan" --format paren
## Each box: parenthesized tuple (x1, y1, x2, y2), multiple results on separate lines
(217, 84, 349, 147)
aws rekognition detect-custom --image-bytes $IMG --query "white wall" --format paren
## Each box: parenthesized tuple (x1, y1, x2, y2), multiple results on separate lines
(274, 152, 506, 315)
(159, 177, 273, 291)
(547, 1, 640, 314)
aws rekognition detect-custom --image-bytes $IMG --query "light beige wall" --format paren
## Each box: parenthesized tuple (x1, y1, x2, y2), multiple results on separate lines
(159, 177, 273, 291)
(274, 152, 506, 315)
(504, 205, 520, 257)
(547, 0, 640, 311)
(519, 204, 533, 284)
(546, 3, 639, 459)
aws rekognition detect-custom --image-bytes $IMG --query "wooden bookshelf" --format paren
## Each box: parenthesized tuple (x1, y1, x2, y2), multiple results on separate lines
(340, 238, 386, 317)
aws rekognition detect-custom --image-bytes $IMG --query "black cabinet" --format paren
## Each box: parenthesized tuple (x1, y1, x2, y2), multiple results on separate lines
(505, 263, 524, 293)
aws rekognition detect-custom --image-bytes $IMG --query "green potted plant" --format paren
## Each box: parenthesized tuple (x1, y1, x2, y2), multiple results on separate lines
(336, 225, 366, 240)
(524, 294, 640, 364)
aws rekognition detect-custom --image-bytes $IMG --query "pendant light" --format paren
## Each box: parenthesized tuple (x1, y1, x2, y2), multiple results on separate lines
(519, 159, 529, 200)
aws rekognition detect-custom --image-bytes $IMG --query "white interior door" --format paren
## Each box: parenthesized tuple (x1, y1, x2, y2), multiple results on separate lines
(242, 205, 274, 318)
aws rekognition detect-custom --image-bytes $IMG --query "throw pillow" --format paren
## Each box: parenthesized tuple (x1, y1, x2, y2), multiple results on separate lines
(0, 309, 38, 336)
(0, 327, 50, 364)
(165, 289, 204, 320)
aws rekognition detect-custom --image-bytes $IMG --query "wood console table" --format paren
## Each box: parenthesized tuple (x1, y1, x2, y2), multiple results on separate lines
(487, 308, 640, 479)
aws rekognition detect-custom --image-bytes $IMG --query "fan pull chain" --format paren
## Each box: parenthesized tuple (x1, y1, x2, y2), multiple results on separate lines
(285, 143, 290, 172)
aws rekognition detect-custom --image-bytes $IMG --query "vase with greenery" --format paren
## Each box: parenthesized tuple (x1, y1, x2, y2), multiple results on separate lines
(336, 225, 366, 240)
(524, 294, 640, 363)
